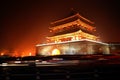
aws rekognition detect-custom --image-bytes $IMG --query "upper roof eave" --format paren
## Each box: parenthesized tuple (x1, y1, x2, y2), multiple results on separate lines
(50, 13, 94, 25)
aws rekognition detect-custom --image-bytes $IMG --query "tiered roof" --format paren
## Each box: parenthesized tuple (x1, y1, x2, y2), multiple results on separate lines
(47, 13, 99, 42)
(49, 13, 96, 35)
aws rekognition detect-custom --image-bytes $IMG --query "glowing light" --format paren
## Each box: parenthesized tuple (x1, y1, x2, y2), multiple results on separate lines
(1, 53, 4, 56)
(52, 49, 60, 55)
(29, 52, 32, 56)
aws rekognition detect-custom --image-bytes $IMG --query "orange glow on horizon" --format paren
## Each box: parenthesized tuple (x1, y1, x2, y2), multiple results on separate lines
(29, 52, 32, 56)
(0, 49, 35, 57)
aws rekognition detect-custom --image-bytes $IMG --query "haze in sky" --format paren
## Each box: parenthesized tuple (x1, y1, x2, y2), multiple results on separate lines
(0, 0, 120, 55)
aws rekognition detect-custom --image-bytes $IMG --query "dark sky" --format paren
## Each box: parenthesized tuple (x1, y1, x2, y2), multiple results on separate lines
(0, 0, 120, 53)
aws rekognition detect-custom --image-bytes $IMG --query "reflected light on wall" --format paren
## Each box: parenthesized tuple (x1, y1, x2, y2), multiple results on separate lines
(40, 46, 52, 55)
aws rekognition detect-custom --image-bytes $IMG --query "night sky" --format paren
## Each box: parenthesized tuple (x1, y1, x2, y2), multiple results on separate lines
(0, 0, 120, 54)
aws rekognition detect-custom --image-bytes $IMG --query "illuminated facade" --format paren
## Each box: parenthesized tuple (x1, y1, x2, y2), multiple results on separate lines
(36, 13, 110, 56)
